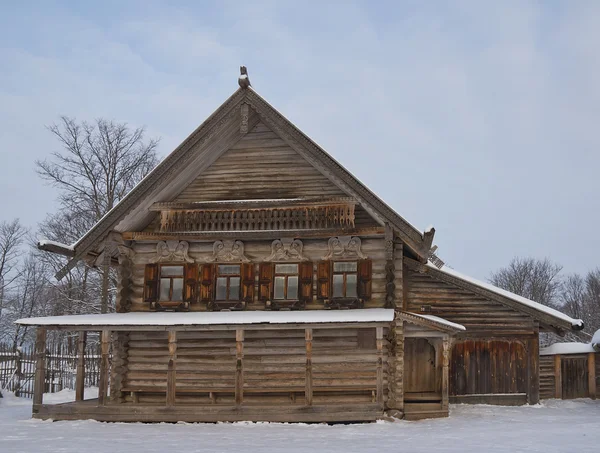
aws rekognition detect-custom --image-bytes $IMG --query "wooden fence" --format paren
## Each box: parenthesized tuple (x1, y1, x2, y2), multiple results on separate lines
(0, 342, 103, 398)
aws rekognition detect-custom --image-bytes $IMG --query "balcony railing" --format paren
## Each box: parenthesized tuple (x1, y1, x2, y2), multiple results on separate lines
(150, 198, 356, 233)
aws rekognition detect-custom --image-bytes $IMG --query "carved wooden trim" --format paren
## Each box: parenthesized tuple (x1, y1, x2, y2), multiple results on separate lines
(152, 241, 194, 263)
(116, 245, 135, 313)
(323, 236, 366, 260)
(207, 240, 250, 263)
(240, 103, 249, 133)
(264, 239, 307, 262)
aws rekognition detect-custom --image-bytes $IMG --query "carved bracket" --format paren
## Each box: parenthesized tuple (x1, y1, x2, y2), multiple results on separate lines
(323, 236, 366, 260)
(264, 238, 307, 262)
(152, 241, 194, 263)
(208, 240, 250, 262)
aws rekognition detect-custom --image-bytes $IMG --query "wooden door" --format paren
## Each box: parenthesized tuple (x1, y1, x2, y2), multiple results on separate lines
(561, 356, 589, 399)
(404, 338, 438, 394)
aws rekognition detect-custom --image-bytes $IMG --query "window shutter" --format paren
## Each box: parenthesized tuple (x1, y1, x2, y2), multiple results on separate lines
(258, 263, 274, 302)
(200, 263, 215, 303)
(184, 263, 199, 303)
(241, 262, 255, 303)
(357, 259, 373, 300)
(317, 261, 331, 300)
(299, 261, 314, 303)
(143, 263, 159, 303)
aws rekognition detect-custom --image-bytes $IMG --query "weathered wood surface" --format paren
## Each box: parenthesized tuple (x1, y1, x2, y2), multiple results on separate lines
(32, 328, 47, 408)
(128, 238, 390, 312)
(33, 401, 384, 423)
(98, 330, 111, 406)
(539, 355, 556, 400)
(75, 331, 86, 402)
(120, 327, 388, 407)
(450, 340, 528, 396)
(404, 338, 438, 394)
(172, 122, 378, 230)
(561, 356, 589, 399)
(406, 269, 536, 336)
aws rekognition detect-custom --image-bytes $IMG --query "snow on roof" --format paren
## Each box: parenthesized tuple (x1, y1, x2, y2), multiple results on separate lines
(16, 308, 394, 327)
(592, 329, 600, 348)
(540, 342, 596, 356)
(411, 313, 466, 331)
(426, 262, 584, 329)
(37, 239, 74, 251)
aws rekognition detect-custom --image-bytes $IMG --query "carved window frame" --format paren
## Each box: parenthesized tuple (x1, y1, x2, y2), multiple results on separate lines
(214, 264, 242, 302)
(158, 264, 185, 304)
(331, 261, 358, 299)
(273, 263, 300, 301)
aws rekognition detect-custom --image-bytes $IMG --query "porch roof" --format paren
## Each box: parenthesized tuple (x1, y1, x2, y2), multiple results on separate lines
(15, 308, 394, 331)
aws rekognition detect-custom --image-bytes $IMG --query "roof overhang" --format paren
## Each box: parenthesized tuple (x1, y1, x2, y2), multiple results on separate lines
(15, 308, 395, 331)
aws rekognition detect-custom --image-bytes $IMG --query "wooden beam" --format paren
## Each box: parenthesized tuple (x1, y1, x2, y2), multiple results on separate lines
(235, 328, 244, 405)
(442, 337, 450, 411)
(98, 330, 110, 406)
(376, 327, 384, 406)
(588, 352, 596, 399)
(32, 328, 47, 409)
(75, 331, 86, 402)
(167, 331, 177, 406)
(554, 354, 562, 399)
(527, 337, 540, 404)
(305, 328, 313, 406)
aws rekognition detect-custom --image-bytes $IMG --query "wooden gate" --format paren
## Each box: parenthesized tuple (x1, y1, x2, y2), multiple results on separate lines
(561, 356, 589, 399)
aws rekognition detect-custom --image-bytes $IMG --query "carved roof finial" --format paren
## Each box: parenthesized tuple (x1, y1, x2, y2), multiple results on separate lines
(238, 66, 251, 89)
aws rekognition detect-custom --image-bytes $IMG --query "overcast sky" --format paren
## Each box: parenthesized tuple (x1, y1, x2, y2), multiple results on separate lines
(1, 0, 599, 280)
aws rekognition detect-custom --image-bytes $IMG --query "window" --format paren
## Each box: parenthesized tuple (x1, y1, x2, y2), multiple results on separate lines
(159, 265, 184, 302)
(215, 264, 241, 301)
(273, 264, 299, 300)
(332, 261, 358, 298)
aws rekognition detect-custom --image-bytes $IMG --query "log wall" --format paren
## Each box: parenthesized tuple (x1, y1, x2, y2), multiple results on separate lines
(128, 237, 391, 312)
(539, 352, 599, 400)
(118, 327, 388, 406)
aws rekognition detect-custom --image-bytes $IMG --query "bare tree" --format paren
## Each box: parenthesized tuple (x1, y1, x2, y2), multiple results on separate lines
(489, 257, 563, 308)
(489, 257, 564, 346)
(0, 219, 27, 318)
(37, 116, 160, 220)
(36, 117, 159, 314)
(561, 269, 600, 339)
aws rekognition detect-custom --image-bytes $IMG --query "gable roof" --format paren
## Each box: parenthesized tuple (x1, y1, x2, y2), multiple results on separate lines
(50, 85, 433, 278)
(404, 258, 584, 333)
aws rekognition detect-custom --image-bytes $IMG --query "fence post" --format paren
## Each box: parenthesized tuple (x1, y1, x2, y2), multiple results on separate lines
(76, 332, 87, 402)
(14, 348, 22, 397)
(33, 328, 47, 410)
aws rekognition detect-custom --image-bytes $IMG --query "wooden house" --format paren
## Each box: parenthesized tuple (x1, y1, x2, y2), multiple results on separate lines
(19, 69, 584, 423)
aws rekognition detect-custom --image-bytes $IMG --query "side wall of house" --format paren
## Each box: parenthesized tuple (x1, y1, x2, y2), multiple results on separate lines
(405, 268, 539, 405)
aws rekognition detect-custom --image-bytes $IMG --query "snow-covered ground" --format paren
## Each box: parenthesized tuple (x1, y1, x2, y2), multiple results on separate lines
(1, 390, 599, 453)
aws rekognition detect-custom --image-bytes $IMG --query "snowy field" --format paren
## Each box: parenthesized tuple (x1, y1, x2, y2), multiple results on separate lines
(0, 390, 599, 453)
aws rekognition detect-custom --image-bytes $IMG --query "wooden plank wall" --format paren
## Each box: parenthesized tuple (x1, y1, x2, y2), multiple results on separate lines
(129, 238, 390, 312)
(172, 122, 378, 229)
(120, 327, 387, 405)
(450, 340, 528, 395)
(539, 355, 555, 399)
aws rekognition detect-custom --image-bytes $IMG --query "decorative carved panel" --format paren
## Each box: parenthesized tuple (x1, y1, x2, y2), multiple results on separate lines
(323, 236, 366, 260)
(264, 238, 307, 262)
(152, 241, 194, 263)
(208, 240, 250, 262)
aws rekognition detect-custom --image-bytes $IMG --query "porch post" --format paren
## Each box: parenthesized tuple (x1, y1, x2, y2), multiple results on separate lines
(75, 331, 87, 402)
(527, 337, 540, 404)
(588, 352, 596, 399)
(33, 327, 47, 409)
(167, 330, 177, 406)
(98, 330, 111, 405)
(554, 355, 562, 399)
(305, 328, 313, 406)
(235, 328, 244, 405)
(442, 337, 450, 412)
(376, 327, 384, 406)
(387, 317, 404, 416)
